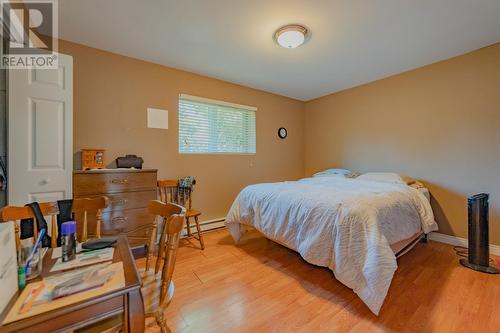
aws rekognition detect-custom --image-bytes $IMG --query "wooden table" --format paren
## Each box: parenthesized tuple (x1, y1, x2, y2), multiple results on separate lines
(0, 236, 144, 333)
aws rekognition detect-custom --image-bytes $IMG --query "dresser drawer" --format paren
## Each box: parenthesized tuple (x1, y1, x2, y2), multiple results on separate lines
(105, 190, 156, 212)
(104, 229, 151, 248)
(73, 171, 157, 195)
(101, 208, 154, 235)
(76, 190, 156, 212)
(75, 207, 154, 241)
(127, 234, 151, 248)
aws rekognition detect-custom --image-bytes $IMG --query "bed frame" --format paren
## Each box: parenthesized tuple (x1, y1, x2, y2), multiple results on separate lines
(393, 231, 427, 258)
(244, 224, 427, 260)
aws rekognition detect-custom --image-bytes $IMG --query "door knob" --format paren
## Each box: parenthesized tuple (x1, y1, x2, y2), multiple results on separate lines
(41, 178, 51, 185)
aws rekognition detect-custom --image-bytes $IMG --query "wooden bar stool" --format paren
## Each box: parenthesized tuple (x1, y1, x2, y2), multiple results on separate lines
(157, 179, 205, 250)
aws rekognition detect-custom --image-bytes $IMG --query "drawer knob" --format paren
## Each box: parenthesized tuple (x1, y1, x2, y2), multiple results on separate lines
(111, 199, 128, 205)
(112, 216, 128, 223)
(110, 179, 129, 184)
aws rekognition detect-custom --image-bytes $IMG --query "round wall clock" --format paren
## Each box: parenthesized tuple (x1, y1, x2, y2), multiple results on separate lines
(278, 127, 287, 139)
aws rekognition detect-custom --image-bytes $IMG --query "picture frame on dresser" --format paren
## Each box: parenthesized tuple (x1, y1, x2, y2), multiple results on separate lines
(73, 169, 158, 249)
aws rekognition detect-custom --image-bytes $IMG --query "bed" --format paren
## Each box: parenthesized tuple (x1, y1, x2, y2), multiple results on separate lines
(225, 174, 437, 315)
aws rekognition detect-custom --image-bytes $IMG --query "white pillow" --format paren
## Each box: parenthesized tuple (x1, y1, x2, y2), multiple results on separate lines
(356, 172, 406, 185)
(313, 168, 355, 178)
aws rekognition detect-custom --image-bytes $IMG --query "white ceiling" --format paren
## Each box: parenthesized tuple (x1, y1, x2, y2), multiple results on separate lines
(59, 0, 500, 101)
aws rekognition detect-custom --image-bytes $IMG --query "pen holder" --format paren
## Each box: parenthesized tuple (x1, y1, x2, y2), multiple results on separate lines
(18, 240, 43, 281)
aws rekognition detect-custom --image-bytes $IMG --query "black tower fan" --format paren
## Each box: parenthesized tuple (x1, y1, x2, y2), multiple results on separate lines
(459, 193, 499, 274)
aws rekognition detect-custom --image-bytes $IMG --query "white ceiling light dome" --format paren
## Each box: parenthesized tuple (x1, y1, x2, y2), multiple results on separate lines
(274, 24, 309, 49)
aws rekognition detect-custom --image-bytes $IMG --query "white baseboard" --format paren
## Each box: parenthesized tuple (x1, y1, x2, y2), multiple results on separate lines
(182, 217, 225, 236)
(428, 232, 500, 256)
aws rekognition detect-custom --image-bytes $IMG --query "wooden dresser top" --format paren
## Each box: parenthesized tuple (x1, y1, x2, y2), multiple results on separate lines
(74, 169, 157, 174)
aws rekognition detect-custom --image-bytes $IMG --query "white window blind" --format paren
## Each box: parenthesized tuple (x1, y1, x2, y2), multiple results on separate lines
(178, 94, 256, 154)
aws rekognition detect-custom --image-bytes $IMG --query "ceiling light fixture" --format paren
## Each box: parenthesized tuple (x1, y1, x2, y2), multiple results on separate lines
(274, 24, 309, 49)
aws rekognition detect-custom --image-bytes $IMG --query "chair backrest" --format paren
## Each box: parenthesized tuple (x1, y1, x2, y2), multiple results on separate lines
(0, 202, 59, 250)
(0, 196, 108, 249)
(73, 196, 109, 242)
(157, 179, 193, 210)
(147, 200, 185, 306)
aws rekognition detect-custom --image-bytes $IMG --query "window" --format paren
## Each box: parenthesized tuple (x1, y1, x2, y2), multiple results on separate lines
(178, 94, 256, 154)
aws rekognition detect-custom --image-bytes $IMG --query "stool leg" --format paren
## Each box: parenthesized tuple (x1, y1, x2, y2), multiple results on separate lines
(194, 215, 205, 250)
(186, 217, 192, 237)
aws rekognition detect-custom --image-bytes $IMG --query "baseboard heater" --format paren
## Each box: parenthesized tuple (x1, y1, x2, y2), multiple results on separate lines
(183, 217, 225, 236)
(459, 193, 499, 274)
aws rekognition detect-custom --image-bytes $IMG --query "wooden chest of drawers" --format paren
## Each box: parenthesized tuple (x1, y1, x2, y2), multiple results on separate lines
(73, 169, 157, 248)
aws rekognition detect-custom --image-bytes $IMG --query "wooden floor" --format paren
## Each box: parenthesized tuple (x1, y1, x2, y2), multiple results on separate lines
(138, 228, 500, 333)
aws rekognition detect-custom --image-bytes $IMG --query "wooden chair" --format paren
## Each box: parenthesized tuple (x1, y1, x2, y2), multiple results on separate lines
(79, 201, 185, 333)
(73, 196, 108, 242)
(142, 200, 185, 333)
(0, 196, 108, 250)
(157, 179, 205, 249)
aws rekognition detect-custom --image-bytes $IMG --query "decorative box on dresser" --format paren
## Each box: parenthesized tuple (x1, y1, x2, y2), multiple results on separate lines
(73, 169, 158, 248)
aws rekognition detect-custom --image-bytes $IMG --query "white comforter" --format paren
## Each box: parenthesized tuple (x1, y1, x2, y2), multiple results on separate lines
(225, 176, 437, 315)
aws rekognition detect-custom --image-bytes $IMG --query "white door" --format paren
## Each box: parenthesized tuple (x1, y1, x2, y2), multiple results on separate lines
(8, 53, 73, 205)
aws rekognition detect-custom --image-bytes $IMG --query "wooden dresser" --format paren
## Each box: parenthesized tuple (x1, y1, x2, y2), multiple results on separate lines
(73, 169, 157, 248)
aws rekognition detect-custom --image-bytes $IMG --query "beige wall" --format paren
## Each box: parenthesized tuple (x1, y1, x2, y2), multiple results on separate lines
(60, 38, 500, 245)
(304, 43, 500, 245)
(59, 40, 304, 222)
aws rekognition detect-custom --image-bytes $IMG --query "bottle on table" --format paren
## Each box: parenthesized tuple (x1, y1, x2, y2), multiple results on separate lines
(61, 221, 77, 262)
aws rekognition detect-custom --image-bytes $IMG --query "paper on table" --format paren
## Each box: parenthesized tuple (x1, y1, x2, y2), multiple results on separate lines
(30, 263, 114, 307)
(2, 262, 125, 324)
(51, 243, 83, 259)
(50, 247, 114, 272)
